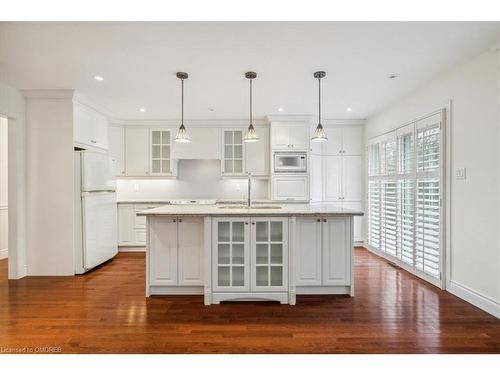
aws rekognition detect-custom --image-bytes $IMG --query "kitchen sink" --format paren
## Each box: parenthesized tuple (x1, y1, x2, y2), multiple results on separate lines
(218, 205, 282, 209)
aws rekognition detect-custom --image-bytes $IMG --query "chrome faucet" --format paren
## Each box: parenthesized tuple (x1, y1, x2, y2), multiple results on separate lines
(247, 172, 252, 208)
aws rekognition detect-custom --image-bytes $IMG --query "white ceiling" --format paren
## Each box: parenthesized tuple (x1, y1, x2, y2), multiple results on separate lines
(0, 22, 498, 120)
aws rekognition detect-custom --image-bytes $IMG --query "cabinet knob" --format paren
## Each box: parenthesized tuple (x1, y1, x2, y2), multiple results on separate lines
(173, 219, 177, 222)
(316, 218, 321, 222)
(245, 222, 249, 225)
(323, 218, 327, 222)
(178, 218, 182, 223)
(251, 222, 255, 225)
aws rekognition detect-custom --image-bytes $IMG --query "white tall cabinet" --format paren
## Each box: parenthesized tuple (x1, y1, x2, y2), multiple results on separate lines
(311, 123, 365, 243)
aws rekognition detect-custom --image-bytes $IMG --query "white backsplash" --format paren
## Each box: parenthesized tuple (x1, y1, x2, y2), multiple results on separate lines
(116, 159, 269, 201)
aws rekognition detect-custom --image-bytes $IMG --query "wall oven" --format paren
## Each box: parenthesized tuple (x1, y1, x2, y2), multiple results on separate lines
(273, 152, 308, 173)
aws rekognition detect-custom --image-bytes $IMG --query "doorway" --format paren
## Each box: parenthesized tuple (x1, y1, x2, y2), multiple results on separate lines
(0, 116, 7, 262)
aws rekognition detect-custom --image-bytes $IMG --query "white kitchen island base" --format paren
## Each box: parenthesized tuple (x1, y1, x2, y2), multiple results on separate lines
(141, 204, 362, 305)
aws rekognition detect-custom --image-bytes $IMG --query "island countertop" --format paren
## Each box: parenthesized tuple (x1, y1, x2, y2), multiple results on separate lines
(137, 203, 364, 216)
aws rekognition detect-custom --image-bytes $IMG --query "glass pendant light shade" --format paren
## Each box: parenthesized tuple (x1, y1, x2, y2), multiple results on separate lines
(175, 123, 190, 143)
(311, 70, 328, 143)
(243, 71, 259, 143)
(244, 123, 259, 142)
(174, 72, 191, 143)
(311, 123, 328, 142)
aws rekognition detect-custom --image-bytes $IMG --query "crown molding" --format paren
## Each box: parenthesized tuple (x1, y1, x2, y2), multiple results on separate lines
(117, 118, 269, 127)
(266, 114, 313, 123)
(22, 89, 75, 100)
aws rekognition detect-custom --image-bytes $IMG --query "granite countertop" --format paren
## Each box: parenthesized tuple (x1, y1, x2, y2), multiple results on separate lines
(137, 203, 364, 217)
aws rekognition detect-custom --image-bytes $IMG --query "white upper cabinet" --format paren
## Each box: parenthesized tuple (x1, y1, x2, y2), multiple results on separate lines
(323, 126, 362, 156)
(150, 129, 172, 175)
(245, 127, 269, 176)
(222, 129, 244, 175)
(323, 128, 343, 155)
(342, 127, 363, 155)
(271, 125, 309, 150)
(125, 128, 150, 176)
(74, 103, 108, 150)
(108, 126, 125, 176)
(172, 127, 221, 160)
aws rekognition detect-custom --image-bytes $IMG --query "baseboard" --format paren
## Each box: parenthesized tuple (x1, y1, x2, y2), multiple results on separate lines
(448, 280, 500, 319)
(119, 246, 146, 252)
(0, 248, 7, 260)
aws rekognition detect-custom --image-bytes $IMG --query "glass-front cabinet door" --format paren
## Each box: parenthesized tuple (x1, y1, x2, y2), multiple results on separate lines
(251, 218, 288, 292)
(212, 218, 250, 292)
(222, 130, 244, 175)
(150, 129, 172, 175)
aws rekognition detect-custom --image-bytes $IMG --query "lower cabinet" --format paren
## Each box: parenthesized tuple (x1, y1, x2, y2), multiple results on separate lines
(118, 203, 162, 246)
(212, 217, 288, 301)
(149, 216, 204, 286)
(295, 216, 352, 288)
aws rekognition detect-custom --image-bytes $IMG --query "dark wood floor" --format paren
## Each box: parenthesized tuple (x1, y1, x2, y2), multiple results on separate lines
(0, 248, 499, 354)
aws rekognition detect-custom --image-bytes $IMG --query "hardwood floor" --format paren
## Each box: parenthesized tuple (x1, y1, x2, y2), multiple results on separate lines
(0, 248, 498, 354)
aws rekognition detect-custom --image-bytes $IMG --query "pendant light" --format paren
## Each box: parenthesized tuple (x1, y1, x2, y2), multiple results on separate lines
(311, 71, 328, 142)
(175, 72, 190, 143)
(244, 71, 259, 143)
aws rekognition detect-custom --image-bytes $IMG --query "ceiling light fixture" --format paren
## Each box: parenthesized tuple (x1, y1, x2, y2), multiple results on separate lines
(347, 107, 352, 112)
(278, 107, 284, 112)
(311, 71, 328, 143)
(93, 75, 104, 81)
(139, 107, 146, 112)
(244, 71, 259, 143)
(174, 72, 190, 143)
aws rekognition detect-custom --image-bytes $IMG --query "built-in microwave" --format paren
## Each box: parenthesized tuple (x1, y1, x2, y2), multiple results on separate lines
(273, 152, 308, 173)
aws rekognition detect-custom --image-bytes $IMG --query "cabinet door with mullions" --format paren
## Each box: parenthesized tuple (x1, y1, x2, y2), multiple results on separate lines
(212, 218, 250, 292)
(250, 217, 288, 292)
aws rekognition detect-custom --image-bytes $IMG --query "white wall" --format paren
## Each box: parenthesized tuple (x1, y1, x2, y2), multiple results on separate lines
(365, 49, 500, 317)
(24, 94, 74, 275)
(0, 81, 26, 279)
(0, 116, 8, 260)
(117, 159, 269, 201)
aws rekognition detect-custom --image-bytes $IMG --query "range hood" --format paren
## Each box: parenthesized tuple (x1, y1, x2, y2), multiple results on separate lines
(172, 127, 221, 159)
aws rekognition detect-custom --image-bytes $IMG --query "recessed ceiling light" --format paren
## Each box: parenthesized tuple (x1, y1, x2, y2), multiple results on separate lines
(278, 107, 284, 112)
(93, 75, 104, 81)
(388, 73, 399, 79)
(208, 108, 215, 112)
(139, 108, 146, 113)
(347, 107, 352, 112)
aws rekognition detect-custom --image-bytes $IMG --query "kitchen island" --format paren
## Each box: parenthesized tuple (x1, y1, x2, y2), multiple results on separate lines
(139, 203, 363, 305)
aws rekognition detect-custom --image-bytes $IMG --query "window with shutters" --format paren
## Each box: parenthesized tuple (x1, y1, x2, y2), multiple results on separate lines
(367, 111, 443, 285)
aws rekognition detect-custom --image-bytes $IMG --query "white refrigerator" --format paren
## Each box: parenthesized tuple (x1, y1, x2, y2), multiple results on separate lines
(74, 150, 118, 274)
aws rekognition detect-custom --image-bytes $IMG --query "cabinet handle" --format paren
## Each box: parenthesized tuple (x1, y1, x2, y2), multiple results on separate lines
(251, 222, 255, 225)
(173, 219, 177, 222)
(178, 218, 182, 223)
(323, 218, 327, 222)
(317, 218, 321, 222)
(245, 222, 249, 225)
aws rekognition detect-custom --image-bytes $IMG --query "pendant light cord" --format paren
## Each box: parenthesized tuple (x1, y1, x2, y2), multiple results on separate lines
(181, 78, 184, 126)
(249, 78, 253, 126)
(318, 76, 321, 125)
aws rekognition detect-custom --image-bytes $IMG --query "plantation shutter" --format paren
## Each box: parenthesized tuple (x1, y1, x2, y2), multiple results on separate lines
(367, 111, 443, 285)
(415, 114, 441, 278)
